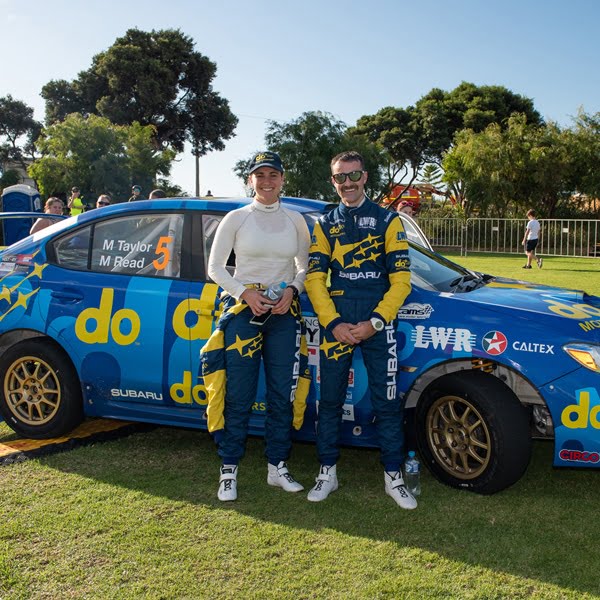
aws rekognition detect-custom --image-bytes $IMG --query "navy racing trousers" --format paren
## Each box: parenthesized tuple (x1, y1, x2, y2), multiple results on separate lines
(317, 297, 404, 470)
(219, 297, 303, 466)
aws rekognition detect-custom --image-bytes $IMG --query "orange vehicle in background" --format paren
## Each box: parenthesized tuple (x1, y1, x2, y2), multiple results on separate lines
(380, 185, 421, 212)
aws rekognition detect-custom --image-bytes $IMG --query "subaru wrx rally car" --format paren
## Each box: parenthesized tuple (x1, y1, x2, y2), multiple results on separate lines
(0, 198, 598, 494)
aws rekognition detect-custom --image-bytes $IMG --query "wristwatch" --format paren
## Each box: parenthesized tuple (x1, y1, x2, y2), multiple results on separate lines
(288, 285, 299, 299)
(370, 317, 385, 332)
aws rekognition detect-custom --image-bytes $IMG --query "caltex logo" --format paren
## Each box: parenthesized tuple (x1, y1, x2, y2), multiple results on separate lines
(482, 330, 508, 355)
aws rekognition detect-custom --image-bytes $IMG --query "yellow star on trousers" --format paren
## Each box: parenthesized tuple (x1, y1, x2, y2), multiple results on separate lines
(227, 333, 263, 357)
(321, 338, 352, 361)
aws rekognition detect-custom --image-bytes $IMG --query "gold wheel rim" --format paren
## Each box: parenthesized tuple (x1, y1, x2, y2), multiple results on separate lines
(4, 355, 61, 426)
(426, 394, 491, 480)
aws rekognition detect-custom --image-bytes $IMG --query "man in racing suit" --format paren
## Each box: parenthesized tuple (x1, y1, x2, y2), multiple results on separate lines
(304, 150, 417, 509)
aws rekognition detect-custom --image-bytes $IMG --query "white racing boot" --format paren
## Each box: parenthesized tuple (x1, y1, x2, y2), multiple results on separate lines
(267, 461, 304, 492)
(307, 465, 338, 502)
(384, 470, 417, 510)
(218, 464, 238, 502)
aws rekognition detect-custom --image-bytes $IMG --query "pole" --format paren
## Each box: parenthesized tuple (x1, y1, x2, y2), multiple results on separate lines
(195, 153, 200, 197)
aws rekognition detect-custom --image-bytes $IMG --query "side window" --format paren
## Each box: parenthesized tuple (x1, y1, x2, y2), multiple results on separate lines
(54, 228, 91, 269)
(202, 214, 235, 276)
(92, 214, 184, 277)
(52, 214, 185, 277)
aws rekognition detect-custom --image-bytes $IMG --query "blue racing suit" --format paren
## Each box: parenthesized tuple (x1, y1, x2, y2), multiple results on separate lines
(201, 294, 310, 466)
(305, 198, 411, 469)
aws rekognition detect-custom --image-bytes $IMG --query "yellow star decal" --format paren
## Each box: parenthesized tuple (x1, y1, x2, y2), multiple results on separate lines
(349, 255, 369, 268)
(331, 239, 359, 267)
(245, 336, 263, 357)
(13, 290, 36, 310)
(227, 333, 263, 357)
(0, 289, 38, 322)
(321, 338, 352, 361)
(0, 286, 11, 304)
(30, 262, 47, 279)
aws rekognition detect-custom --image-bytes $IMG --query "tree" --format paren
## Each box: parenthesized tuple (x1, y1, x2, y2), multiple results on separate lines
(30, 113, 174, 202)
(569, 110, 600, 214)
(265, 111, 346, 200)
(351, 83, 543, 201)
(186, 93, 238, 195)
(234, 111, 387, 201)
(0, 95, 42, 172)
(41, 28, 237, 192)
(352, 106, 427, 194)
(443, 115, 573, 217)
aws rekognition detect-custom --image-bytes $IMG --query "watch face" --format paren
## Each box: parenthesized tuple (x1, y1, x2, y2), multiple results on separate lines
(371, 318, 384, 331)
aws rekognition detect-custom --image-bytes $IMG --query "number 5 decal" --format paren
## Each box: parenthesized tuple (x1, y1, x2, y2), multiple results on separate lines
(153, 236, 173, 270)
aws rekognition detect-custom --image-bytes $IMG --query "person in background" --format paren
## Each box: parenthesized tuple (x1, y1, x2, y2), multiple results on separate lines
(67, 187, 86, 216)
(149, 189, 167, 199)
(96, 194, 111, 209)
(202, 151, 310, 502)
(30, 197, 64, 234)
(206, 190, 214, 197)
(522, 209, 542, 269)
(397, 200, 415, 217)
(305, 150, 417, 510)
(128, 185, 142, 202)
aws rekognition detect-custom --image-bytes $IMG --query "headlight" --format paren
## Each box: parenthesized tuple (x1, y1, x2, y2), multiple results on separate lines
(563, 343, 600, 372)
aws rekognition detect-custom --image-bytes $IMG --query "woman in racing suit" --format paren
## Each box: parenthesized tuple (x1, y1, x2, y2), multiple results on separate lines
(203, 151, 310, 502)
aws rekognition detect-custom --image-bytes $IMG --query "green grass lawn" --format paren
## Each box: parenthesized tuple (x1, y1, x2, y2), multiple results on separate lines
(1, 427, 599, 599)
(1, 254, 600, 599)
(443, 251, 600, 296)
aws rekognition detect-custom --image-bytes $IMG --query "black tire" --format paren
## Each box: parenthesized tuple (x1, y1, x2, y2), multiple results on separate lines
(415, 371, 531, 494)
(0, 340, 83, 439)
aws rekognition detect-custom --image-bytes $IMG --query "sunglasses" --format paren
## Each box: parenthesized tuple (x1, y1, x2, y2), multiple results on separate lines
(332, 170, 364, 184)
(98, 202, 109, 206)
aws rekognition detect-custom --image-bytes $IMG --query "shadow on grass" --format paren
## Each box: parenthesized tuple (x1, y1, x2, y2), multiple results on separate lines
(37, 425, 600, 597)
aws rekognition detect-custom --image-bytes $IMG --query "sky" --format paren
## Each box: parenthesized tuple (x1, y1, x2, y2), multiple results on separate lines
(1, 0, 599, 198)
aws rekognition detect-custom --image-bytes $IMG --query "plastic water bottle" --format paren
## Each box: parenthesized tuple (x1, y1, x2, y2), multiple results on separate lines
(263, 281, 287, 301)
(249, 282, 287, 325)
(404, 451, 421, 496)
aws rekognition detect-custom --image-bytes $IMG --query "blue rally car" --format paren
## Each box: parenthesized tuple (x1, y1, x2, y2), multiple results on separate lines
(0, 198, 598, 494)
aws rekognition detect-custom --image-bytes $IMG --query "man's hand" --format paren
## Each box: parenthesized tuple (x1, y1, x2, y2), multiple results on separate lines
(348, 321, 377, 342)
(332, 322, 360, 345)
(240, 289, 276, 316)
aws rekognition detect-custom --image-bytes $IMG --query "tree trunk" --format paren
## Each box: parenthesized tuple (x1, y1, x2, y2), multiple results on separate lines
(195, 153, 200, 197)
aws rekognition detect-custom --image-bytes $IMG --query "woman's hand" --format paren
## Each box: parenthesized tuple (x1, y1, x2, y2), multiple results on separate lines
(271, 287, 295, 315)
(240, 289, 276, 316)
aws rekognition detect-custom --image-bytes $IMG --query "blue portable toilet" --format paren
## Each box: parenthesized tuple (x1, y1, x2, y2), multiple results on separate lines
(1, 184, 42, 246)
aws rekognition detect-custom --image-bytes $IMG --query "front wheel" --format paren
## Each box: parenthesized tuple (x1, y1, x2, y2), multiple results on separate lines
(415, 371, 531, 494)
(0, 340, 83, 439)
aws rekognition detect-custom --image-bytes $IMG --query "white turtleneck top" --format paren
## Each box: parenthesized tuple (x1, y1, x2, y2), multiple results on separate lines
(207, 200, 310, 300)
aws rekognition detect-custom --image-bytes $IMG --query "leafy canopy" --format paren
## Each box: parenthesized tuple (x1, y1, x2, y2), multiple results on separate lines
(0, 95, 42, 168)
(41, 28, 237, 155)
(30, 114, 175, 202)
(235, 111, 386, 201)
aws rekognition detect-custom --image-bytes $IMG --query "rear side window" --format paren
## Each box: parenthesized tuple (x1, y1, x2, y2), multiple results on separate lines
(53, 213, 184, 278)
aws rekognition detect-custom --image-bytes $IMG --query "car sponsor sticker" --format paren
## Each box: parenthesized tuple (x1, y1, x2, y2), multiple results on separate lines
(482, 330, 508, 355)
(397, 303, 433, 320)
(511, 340, 554, 354)
(412, 326, 475, 352)
(559, 449, 600, 463)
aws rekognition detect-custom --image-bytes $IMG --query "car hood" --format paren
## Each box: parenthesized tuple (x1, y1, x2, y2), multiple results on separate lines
(453, 276, 600, 326)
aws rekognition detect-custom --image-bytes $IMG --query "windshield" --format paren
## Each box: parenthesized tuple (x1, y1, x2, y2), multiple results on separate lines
(408, 243, 490, 293)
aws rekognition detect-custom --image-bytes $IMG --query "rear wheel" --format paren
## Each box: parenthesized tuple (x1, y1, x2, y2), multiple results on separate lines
(0, 340, 83, 439)
(416, 371, 531, 494)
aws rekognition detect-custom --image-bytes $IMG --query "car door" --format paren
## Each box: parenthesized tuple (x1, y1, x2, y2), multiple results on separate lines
(42, 209, 213, 426)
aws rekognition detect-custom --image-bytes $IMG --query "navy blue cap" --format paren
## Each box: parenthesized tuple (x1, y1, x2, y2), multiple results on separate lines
(248, 151, 284, 174)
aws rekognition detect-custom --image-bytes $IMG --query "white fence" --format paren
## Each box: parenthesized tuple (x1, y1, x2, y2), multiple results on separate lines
(418, 218, 600, 258)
